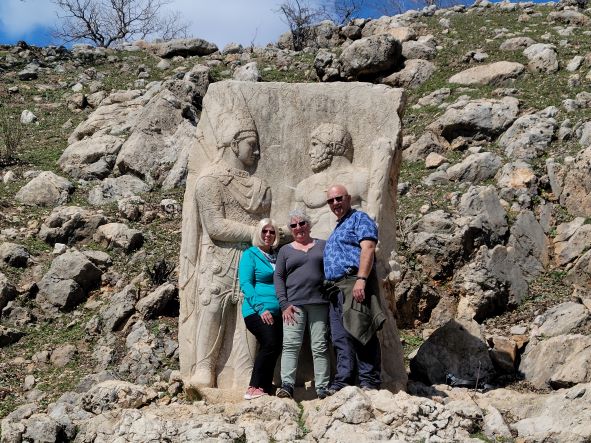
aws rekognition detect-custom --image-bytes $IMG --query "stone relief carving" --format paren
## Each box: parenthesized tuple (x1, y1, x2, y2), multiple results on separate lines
(180, 81, 407, 392)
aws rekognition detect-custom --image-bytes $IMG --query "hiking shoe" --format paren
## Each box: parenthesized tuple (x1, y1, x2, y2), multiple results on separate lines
(276, 384, 293, 399)
(360, 385, 379, 392)
(325, 385, 342, 396)
(244, 386, 267, 400)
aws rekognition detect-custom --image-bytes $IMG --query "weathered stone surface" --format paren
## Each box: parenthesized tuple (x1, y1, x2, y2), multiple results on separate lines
(477, 383, 591, 442)
(427, 97, 519, 142)
(0, 242, 30, 267)
(403, 131, 450, 161)
(88, 175, 151, 206)
(523, 43, 559, 73)
(180, 81, 406, 392)
(548, 10, 591, 26)
(561, 146, 591, 217)
(38, 206, 107, 245)
(488, 336, 518, 373)
(402, 39, 437, 60)
(499, 36, 536, 51)
(0, 272, 18, 312)
(532, 302, 590, 338)
(566, 249, 591, 289)
(483, 405, 512, 440)
(446, 152, 502, 183)
(554, 223, 591, 265)
(0, 325, 24, 347)
(154, 38, 218, 58)
(382, 59, 436, 88)
(454, 245, 528, 321)
(93, 223, 144, 252)
(36, 251, 102, 311)
(519, 334, 591, 389)
(410, 319, 496, 385)
(50, 344, 77, 367)
(233, 62, 260, 82)
(458, 185, 508, 244)
(499, 109, 557, 159)
(496, 161, 536, 194)
(15, 172, 73, 207)
(448, 61, 525, 86)
(507, 211, 549, 280)
(340, 34, 402, 79)
(135, 283, 177, 319)
(80, 380, 158, 413)
(58, 134, 123, 179)
(100, 284, 139, 331)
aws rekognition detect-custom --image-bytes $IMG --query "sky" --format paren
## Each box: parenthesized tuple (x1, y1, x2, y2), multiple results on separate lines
(0, 0, 318, 49)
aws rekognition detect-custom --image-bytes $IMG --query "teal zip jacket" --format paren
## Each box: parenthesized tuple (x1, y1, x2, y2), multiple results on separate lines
(239, 246, 280, 318)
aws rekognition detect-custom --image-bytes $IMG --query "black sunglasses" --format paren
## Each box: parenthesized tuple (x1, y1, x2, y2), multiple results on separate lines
(262, 229, 276, 235)
(289, 220, 307, 229)
(326, 195, 347, 205)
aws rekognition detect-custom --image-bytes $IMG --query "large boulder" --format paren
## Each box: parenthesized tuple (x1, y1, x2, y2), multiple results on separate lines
(448, 61, 525, 86)
(340, 34, 402, 79)
(0, 242, 30, 268)
(560, 146, 591, 217)
(548, 10, 591, 26)
(457, 185, 508, 244)
(135, 283, 177, 319)
(80, 380, 157, 413)
(38, 206, 107, 245)
(499, 36, 536, 51)
(454, 245, 528, 321)
(427, 97, 519, 142)
(15, 172, 73, 207)
(531, 302, 590, 338)
(410, 319, 496, 385)
(93, 223, 144, 252)
(507, 211, 549, 280)
(99, 284, 139, 332)
(154, 38, 218, 58)
(499, 108, 557, 160)
(58, 134, 123, 180)
(446, 152, 503, 183)
(382, 59, 436, 88)
(87, 175, 151, 206)
(523, 44, 559, 73)
(0, 272, 18, 312)
(36, 251, 102, 311)
(519, 335, 591, 389)
(553, 222, 591, 266)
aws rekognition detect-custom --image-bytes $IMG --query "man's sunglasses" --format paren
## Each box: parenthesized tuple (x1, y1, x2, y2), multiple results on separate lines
(262, 229, 276, 235)
(289, 221, 307, 229)
(326, 195, 347, 205)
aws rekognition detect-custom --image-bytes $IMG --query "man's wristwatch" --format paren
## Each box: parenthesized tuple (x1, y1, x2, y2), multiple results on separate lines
(356, 276, 367, 281)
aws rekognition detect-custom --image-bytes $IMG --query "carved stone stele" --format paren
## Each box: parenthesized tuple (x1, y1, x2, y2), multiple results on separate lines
(179, 80, 407, 393)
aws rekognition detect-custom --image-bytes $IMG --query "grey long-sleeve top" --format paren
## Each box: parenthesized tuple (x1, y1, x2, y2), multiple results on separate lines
(274, 239, 328, 311)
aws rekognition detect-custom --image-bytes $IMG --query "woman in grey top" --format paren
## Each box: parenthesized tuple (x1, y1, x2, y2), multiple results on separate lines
(274, 209, 330, 399)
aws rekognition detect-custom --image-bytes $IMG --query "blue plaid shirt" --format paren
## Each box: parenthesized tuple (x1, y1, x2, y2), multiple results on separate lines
(323, 209, 378, 281)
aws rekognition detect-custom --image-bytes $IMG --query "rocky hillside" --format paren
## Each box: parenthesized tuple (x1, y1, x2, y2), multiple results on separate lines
(1, 1, 591, 442)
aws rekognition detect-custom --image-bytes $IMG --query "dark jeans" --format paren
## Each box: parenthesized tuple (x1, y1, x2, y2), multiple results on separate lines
(244, 313, 283, 393)
(329, 288, 381, 389)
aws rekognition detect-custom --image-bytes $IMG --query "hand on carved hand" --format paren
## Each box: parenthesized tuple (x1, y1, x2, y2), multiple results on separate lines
(260, 310, 274, 325)
(352, 279, 366, 303)
(282, 305, 299, 326)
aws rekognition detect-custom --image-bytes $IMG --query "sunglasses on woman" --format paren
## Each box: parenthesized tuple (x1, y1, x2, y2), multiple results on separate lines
(262, 229, 275, 235)
(289, 220, 307, 229)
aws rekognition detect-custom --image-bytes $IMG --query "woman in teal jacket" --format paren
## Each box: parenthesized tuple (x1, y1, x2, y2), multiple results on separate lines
(239, 218, 282, 400)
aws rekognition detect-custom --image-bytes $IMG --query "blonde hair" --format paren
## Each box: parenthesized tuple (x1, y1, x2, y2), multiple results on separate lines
(252, 218, 280, 248)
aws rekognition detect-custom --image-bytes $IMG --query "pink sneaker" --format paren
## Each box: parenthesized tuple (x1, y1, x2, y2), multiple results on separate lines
(244, 386, 267, 400)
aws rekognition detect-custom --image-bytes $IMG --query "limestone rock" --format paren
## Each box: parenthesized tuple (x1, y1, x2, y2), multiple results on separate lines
(100, 284, 139, 331)
(554, 223, 591, 266)
(382, 59, 436, 88)
(403, 131, 450, 161)
(340, 34, 402, 79)
(548, 10, 591, 26)
(20, 110, 37, 124)
(458, 185, 508, 244)
(0, 242, 30, 267)
(566, 249, 591, 289)
(93, 223, 144, 252)
(402, 39, 437, 60)
(523, 43, 559, 73)
(519, 334, 591, 389)
(499, 36, 536, 51)
(0, 272, 18, 311)
(454, 245, 528, 321)
(507, 211, 549, 280)
(483, 406, 512, 440)
(448, 61, 525, 86)
(499, 109, 557, 159)
(15, 171, 73, 207)
(561, 146, 591, 216)
(427, 96, 519, 142)
(446, 152, 502, 183)
(50, 344, 77, 367)
(532, 301, 590, 338)
(38, 206, 107, 246)
(0, 325, 24, 347)
(410, 319, 496, 385)
(58, 134, 123, 179)
(154, 38, 218, 58)
(495, 161, 536, 196)
(88, 175, 151, 206)
(135, 283, 177, 319)
(233, 62, 260, 82)
(80, 380, 158, 413)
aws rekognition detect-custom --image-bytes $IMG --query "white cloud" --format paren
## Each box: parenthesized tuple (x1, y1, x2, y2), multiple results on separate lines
(0, 0, 59, 37)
